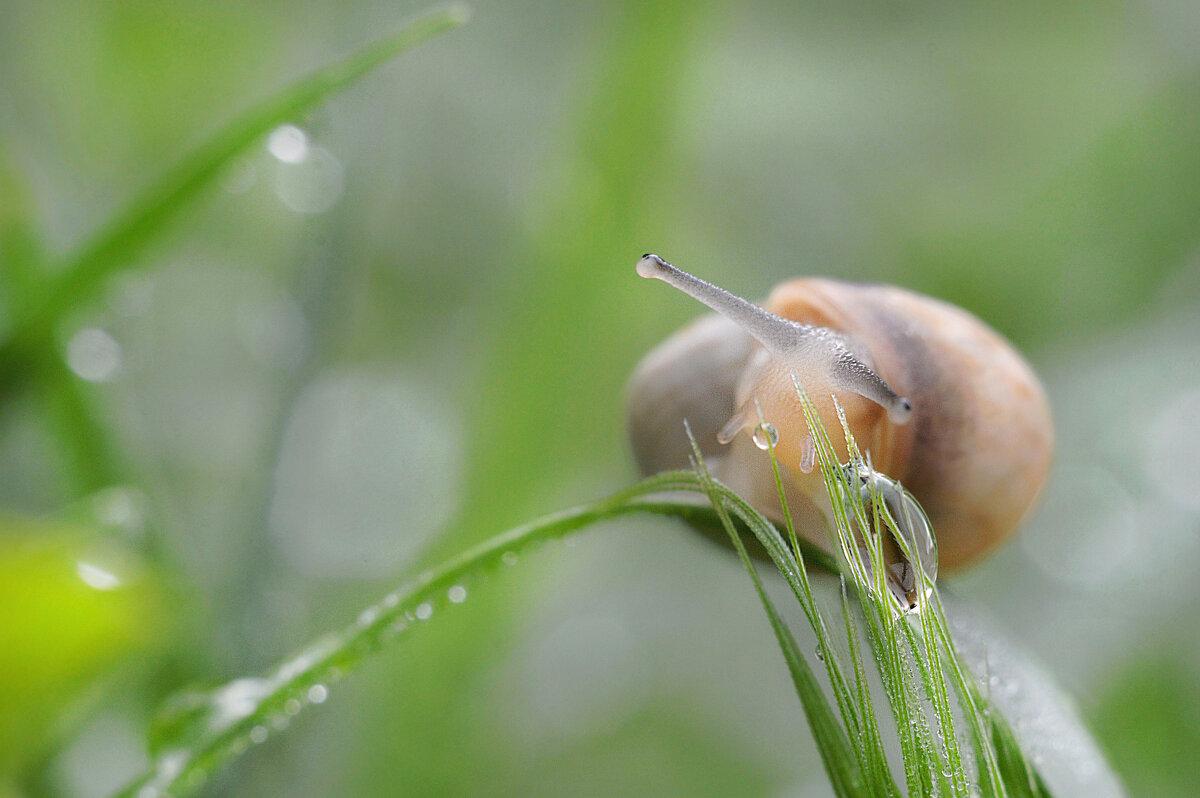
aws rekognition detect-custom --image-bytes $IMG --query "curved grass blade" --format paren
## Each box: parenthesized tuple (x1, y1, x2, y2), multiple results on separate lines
(111, 471, 813, 798)
(686, 436, 868, 798)
(0, 4, 469, 368)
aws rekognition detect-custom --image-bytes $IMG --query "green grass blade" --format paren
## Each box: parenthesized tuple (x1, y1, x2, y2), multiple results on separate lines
(0, 4, 468, 364)
(111, 472, 727, 798)
(838, 579, 902, 798)
(686, 437, 867, 798)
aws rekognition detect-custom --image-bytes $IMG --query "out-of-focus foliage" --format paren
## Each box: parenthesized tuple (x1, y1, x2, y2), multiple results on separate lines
(2, 0, 1199, 796)
(0, 507, 167, 791)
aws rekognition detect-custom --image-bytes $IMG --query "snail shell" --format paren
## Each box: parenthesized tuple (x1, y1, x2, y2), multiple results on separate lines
(627, 254, 1053, 572)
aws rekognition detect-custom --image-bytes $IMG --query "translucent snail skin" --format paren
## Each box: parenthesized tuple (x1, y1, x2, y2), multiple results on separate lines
(628, 254, 1053, 574)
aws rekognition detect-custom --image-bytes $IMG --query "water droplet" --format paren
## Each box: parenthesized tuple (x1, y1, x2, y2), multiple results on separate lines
(798, 433, 816, 473)
(357, 607, 380, 627)
(249, 726, 268, 744)
(271, 714, 290, 731)
(814, 646, 825, 662)
(307, 684, 328, 704)
(501, 551, 518, 567)
(447, 585, 467, 604)
(382, 591, 400, 608)
(751, 422, 779, 450)
(211, 678, 269, 725)
(414, 602, 433, 620)
(268, 124, 308, 163)
(841, 460, 938, 613)
(76, 561, 121, 591)
(66, 327, 122, 382)
(284, 698, 302, 716)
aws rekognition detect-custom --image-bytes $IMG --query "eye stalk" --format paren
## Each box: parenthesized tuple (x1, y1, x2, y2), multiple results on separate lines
(636, 253, 913, 424)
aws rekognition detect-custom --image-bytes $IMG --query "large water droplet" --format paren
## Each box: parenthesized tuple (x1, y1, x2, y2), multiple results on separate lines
(307, 684, 328, 704)
(842, 460, 938, 612)
(752, 422, 779, 450)
(414, 602, 433, 621)
(447, 585, 467, 604)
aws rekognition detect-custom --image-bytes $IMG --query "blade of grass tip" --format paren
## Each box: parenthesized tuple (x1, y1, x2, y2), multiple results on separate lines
(0, 4, 469, 368)
(685, 424, 867, 798)
(111, 471, 729, 798)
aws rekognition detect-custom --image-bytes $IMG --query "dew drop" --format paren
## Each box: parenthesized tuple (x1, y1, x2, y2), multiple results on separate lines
(841, 460, 938, 613)
(249, 726, 268, 744)
(798, 433, 816, 473)
(66, 327, 122, 382)
(414, 602, 433, 621)
(815, 646, 825, 662)
(76, 561, 121, 591)
(284, 698, 302, 716)
(751, 422, 779, 450)
(271, 714, 290, 731)
(382, 592, 400, 608)
(268, 124, 308, 163)
(307, 684, 328, 704)
(357, 607, 380, 627)
(447, 585, 467, 604)
(501, 551, 518, 567)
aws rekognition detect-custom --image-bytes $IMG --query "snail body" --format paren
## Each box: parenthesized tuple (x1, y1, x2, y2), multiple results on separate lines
(628, 254, 1053, 573)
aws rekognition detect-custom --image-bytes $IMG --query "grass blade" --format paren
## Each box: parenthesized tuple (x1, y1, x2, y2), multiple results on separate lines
(0, 4, 468, 366)
(110, 471, 816, 798)
(686, 433, 867, 798)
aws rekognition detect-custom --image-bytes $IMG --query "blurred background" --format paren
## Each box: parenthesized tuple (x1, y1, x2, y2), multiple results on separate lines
(2, 0, 1200, 795)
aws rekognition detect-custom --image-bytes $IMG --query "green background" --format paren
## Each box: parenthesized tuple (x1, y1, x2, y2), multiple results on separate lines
(2, 1, 1199, 795)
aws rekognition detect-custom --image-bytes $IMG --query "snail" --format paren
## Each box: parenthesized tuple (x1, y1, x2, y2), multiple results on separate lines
(627, 253, 1053, 585)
